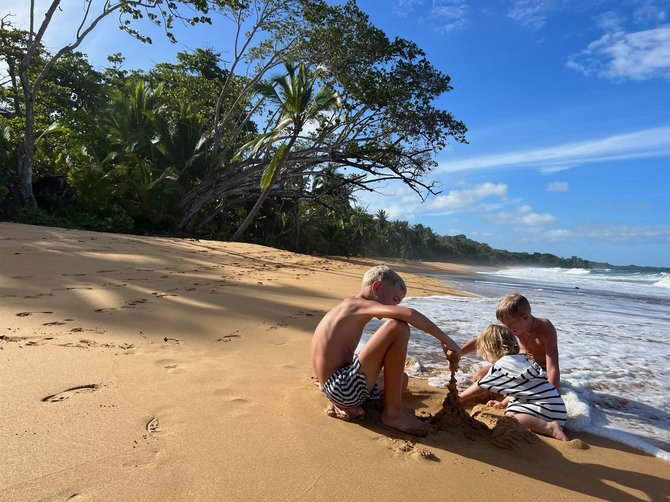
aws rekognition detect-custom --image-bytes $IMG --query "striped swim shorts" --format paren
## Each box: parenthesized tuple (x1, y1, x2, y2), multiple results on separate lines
(322, 354, 380, 409)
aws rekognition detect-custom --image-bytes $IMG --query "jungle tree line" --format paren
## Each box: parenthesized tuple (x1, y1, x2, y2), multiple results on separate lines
(0, 0, 589, 268)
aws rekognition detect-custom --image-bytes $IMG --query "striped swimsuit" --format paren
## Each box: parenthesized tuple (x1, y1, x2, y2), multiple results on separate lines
(477, 354, 567, 426)
(322, 355, 380, 408)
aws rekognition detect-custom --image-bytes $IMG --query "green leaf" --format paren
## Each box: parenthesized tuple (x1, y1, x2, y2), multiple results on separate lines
(260, 143, 286, 191)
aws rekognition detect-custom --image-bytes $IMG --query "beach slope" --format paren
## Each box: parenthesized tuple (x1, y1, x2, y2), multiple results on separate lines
(1, 222, 667, 501)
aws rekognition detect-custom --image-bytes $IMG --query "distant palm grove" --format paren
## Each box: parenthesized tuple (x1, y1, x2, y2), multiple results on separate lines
(0, 0, 588, 268)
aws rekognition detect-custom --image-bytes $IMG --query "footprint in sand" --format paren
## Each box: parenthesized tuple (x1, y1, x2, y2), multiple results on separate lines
(155, 359, 187, 374)
(146, 417, 161, 437)
(217, 334, 240, 343)
(95, 308, 116, 313)
(387, 439, 440, 462)
(42, 384, 100, 403)
(16, 311, 54, 317)
(43, 321, 68, 326)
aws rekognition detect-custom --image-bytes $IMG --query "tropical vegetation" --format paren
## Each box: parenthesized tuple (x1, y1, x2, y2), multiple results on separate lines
(0, 0, 589, 268)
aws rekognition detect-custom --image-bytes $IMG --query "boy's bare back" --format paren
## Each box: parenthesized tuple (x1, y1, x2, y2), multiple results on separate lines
(310, 296, 378, 386)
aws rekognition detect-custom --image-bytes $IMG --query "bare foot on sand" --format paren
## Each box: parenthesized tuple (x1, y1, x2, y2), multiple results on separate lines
(381, 409, 430, 437)
(325, 404, 365, 421)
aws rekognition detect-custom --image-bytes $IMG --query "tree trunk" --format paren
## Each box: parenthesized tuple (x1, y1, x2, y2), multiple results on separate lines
(230, 134, 298, 241)
(17, 87, 37, 207)
(230, 184, 273, 241)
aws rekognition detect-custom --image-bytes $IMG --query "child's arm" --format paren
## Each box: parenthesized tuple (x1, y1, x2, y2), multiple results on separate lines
(460, 336, 478, 356)
(458, 382, 486, 403)
(357, 301, 461, 369)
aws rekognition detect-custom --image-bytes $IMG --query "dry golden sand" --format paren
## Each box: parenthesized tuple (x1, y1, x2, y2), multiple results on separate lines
(1, 222, 668, 501)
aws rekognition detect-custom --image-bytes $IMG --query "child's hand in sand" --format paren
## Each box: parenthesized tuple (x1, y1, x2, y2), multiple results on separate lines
(486, 400, 505, 409)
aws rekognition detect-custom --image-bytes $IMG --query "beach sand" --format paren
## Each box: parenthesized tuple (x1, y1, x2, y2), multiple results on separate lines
(1, 222, 668, 501)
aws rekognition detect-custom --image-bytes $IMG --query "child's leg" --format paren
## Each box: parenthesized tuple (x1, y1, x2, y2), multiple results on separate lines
(507, 412, 568, 441)
(358, 319, 427, 434)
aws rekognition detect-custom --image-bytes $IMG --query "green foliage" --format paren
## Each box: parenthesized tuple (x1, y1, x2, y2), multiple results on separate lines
(0, 4, 593, 269)
(13, 205, 134, 233)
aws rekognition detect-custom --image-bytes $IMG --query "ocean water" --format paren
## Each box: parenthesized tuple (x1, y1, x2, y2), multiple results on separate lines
(360, 266, 670, 461)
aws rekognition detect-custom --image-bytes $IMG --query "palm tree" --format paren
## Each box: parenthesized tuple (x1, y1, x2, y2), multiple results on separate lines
(230, 62, 340, 241)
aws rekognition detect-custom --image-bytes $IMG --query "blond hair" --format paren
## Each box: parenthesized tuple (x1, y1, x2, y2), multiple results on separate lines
(476, 324, 519, 359)
(362, 265, 406, 293)
(496, 293, 531, 322)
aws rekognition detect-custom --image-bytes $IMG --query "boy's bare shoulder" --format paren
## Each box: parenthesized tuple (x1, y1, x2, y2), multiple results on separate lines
(535, 317, 557, 337)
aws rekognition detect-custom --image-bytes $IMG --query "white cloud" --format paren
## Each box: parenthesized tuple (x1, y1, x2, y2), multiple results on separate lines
(595, 10, 626, 32)
(383, 204, 417, 221)
(438, 126, 670, 173)
(430, 182, 507, 211)
(546, 229, 572, 240)
(507, 0, 556, 31)
(392, 0, 425, 18)
(575, 223, 670, 243)
(353, 183, 420, 222)
(567, 25, 670, 81)
(521, 211, 556, 225)
(546, 181, 569, 192)
(486, 204, 557, 226)
(430, 0, 470, 33)
(634, 1, 668, 25)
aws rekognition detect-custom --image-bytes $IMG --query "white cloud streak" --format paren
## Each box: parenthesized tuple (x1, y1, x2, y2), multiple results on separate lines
(567, 25, 670, 81)
(392, 0, 425, 18)
(430, 0, 470, 33)
(430, 182, 507, 210)
(575, 223, 670, 243)
(486, 204, 557, 226)
(438, 126, 670, 173)
(507, 0, 556, 31)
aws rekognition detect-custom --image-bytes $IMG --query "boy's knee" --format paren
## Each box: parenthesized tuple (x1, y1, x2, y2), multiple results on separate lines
(386, 318, 410, 337)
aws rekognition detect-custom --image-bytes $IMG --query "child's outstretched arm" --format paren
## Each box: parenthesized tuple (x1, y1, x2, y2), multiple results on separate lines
(458, 382, 485, 403)
(459, 336, 478, 356)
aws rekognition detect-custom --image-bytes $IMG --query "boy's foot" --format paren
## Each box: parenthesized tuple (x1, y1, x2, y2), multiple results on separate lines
(325, 404, 364, 422)
(381, 409, 431, 437)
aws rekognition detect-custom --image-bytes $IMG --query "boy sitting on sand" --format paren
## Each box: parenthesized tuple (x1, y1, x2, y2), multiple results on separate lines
(459, 324, 568, 441)
(461, 293, 560, 389)
(311, 265, 460, 435)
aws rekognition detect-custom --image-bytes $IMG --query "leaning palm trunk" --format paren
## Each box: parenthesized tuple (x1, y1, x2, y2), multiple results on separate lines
(229, 136, 294, 241)
(229, 62, 339, 241)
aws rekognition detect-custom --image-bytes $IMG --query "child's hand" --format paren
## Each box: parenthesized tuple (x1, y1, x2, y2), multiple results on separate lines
(486, 400, 505, 409)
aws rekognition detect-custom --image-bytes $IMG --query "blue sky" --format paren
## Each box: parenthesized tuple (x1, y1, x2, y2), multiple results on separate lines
(8, 0, 670, 267)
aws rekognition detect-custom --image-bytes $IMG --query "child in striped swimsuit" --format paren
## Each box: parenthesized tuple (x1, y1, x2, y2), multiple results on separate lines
(459, 324, 568, 441)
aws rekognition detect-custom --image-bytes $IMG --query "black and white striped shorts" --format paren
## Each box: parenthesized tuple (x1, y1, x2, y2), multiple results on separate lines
(322, 355, 380, 408)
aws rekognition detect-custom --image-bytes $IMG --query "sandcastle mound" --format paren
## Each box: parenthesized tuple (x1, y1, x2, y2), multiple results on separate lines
(430, 354, 488, 440)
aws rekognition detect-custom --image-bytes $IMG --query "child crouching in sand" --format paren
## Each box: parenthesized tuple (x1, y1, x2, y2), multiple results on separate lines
(459, 324, 568, 441)
(311, 265, 460, 435)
